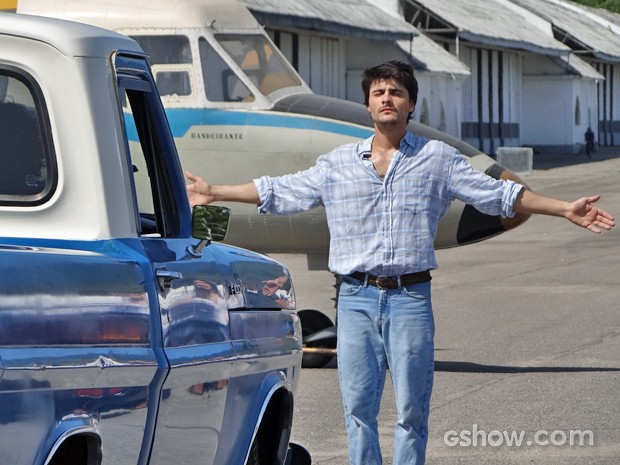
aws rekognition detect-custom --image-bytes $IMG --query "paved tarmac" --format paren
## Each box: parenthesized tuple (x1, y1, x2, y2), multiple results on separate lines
(275, 147, 620, 465)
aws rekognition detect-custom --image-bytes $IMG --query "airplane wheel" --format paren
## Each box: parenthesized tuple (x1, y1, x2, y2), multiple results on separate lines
(299, 309, 335, 368)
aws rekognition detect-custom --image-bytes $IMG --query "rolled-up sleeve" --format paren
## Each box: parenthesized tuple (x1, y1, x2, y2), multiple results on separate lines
(449, 153, 525, 218)
(253, 157, 327, 215)
(253, 176, 276, 214)
(499, 179, 525, 218)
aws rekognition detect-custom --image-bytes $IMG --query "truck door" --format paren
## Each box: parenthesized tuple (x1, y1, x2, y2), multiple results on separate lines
(116, 53, 235, 465)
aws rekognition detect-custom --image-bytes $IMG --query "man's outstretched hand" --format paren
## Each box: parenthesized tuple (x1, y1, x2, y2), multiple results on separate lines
(564, 195, 615, 234)
(186, 171, 215, 207)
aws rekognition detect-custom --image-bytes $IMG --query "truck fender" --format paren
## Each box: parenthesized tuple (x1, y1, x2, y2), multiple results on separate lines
(245, 378, 295, 465)
(37, 415, 101, 465)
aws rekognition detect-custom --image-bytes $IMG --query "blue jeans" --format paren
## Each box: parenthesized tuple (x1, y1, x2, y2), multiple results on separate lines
(337, 277, 434, 465)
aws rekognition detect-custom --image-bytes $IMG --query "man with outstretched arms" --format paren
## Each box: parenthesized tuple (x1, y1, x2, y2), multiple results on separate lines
(187, 61, 614, 465)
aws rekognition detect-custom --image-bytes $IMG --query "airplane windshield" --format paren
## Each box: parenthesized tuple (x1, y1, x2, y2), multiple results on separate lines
(198, 37, 255, 103)
(214, 34, 302, 97)
(131, 33, 303, 104)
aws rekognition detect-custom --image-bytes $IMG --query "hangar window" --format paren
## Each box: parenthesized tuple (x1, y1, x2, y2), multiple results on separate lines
(439, 103, 447, 131)
(419, 98, 430, 125)
(575, 96, 581, 126)
(0, 67, 56, 205)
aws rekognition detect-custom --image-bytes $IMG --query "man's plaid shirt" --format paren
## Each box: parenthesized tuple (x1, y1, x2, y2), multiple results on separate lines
(254, 132, 524, 276)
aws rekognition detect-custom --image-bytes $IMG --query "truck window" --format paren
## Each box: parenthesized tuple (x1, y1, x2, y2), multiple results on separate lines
(116, 54, 181, 238)
(0, 68, 55, 205)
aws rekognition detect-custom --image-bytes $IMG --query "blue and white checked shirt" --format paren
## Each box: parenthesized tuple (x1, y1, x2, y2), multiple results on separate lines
(254, 132, 524, 276)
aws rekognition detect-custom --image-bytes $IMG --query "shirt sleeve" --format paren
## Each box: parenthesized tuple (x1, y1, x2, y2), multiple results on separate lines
(253, 155, 328, 215)
(448, 153, 525, 218)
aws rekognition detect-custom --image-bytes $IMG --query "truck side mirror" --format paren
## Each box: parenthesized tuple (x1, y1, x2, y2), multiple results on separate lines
(189, 205, 231, 257)
(192, 205, 230, 242)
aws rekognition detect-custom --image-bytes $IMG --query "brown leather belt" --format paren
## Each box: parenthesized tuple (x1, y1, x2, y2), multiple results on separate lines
(348, 270, 431, 289)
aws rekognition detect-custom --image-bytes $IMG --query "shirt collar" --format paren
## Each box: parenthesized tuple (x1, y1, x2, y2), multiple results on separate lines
(358, 135, 373, 159)
(358, 131, 416, 160)
(400, 131, 417, 155)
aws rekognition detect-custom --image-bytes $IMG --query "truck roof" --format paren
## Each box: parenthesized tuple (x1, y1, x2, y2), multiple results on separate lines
(0, 11, 141, 57)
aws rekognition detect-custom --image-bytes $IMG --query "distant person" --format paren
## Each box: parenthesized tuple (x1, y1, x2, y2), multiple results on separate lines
(585, 126, 595, 158)
(186, 61, 615, 465)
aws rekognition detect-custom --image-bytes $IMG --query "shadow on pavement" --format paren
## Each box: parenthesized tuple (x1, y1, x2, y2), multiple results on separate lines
(435, 360, 620, 373)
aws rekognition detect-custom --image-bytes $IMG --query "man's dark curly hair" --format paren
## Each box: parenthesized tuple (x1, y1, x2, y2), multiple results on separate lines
(361, 60, 418, 122)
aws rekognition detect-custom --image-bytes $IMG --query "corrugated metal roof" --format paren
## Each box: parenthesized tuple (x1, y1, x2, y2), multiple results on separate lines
(409, 0, 570, 56)
(510, 0, 620, 62)
(561, 54, 605, 80)
(398, 33, 470, 76)
(241, 0, 418, 41)
(584, 3, 620, 30)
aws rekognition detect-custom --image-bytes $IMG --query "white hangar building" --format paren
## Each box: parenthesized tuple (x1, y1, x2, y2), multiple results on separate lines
(512, 0, 620, 150)
(398, 0, 603, 155)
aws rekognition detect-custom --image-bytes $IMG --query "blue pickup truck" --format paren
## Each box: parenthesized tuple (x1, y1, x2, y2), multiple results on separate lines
(0, 12, 308, 465)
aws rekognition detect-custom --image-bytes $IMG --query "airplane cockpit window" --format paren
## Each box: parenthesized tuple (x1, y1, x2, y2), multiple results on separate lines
(215, 34, 301, 97)
(132, 35, 194, 98)
(198, 37, 254, 102)
(154, 67, 193, 97)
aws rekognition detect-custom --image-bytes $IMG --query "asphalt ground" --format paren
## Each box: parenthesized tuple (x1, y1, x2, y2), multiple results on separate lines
(273, 147, 620, 465)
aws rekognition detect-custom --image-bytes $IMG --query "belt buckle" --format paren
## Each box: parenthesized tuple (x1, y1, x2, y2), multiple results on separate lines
(376, 275, 396, 289)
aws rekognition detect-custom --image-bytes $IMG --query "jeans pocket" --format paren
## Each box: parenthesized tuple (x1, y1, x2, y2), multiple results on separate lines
(339, 279, 363, 297)
(402, 282, 431, 301)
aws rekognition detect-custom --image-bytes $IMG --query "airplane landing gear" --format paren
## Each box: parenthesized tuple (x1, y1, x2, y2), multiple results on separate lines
(298, 309, 337, 368)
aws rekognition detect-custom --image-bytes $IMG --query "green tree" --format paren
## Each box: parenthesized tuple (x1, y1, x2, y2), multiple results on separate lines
(570, 0, 620, 14)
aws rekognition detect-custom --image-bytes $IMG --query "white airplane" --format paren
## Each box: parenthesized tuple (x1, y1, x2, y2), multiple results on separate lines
(19, 0, 529, 367)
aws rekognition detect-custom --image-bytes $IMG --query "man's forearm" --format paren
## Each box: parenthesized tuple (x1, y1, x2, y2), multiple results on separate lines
(211, 182, 261, 204)
(512, 188, 614, 234)
(512, 188, 569, 218)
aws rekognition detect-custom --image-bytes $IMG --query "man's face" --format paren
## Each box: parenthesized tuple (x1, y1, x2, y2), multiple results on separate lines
(367, 78, 414, 127)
